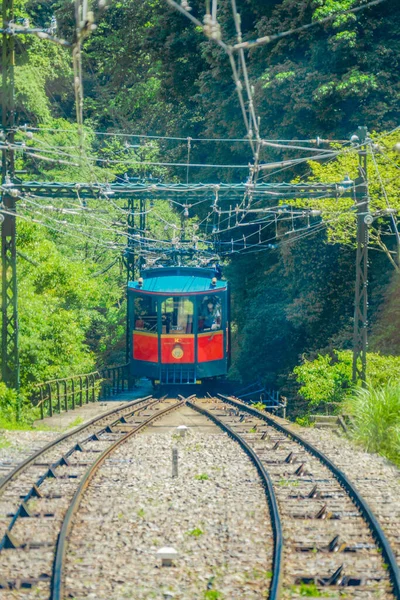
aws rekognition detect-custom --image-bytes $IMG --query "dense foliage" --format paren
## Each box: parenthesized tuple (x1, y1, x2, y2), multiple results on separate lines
(345, 382, 400, 466)
(294, 350, 400, 406)
(1, 1, 400, 435)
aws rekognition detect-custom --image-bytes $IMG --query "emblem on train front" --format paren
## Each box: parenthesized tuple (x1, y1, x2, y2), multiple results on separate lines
(172, 344, 184, 359)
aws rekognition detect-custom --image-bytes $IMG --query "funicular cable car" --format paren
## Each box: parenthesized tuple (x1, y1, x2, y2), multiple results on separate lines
(128, 266, 230, 385)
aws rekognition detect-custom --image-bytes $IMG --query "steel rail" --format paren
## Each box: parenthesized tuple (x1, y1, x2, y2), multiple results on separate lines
(52, 398, 184, 600)
(218, 393, 400, 599)
(0, 397, 165, 551)
(0, 395, 153, 494)
(187, 398, 282, 600)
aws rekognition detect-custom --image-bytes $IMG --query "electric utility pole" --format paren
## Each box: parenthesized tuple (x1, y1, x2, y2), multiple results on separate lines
(125, 197, 135, 363)
(125, 197, 147, 363)
(1, 0, 20, 391)
(1, 4, 69, 393)
(352, 126, 370, 386)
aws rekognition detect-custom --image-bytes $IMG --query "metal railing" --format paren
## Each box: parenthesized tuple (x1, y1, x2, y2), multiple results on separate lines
(234, 381, 287, 418)
(32, 364, 131, 419)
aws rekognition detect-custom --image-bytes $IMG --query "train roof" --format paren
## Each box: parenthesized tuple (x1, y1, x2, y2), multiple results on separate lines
(128, 266, 227, 294)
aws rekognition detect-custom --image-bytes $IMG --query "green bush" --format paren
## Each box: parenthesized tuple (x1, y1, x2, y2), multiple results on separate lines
(293, 350, 400, 408)
(365, 354, 400, 387)
(293, 351, 353, 407)
(0, 383, 18, 423)
(344, 383, 400, 466)
(0, 383, 39, 428)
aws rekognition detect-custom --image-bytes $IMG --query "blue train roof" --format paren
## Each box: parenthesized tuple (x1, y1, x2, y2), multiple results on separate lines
(128, 266, 227, 294)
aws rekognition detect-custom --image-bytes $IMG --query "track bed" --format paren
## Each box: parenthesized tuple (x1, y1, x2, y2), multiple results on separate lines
(1, 395, 399, 600)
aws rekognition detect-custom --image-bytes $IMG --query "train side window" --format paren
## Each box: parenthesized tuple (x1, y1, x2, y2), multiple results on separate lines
(161, 297, 193, 334)
(134, 295, 158, 332)
(198, 295, 222, 332)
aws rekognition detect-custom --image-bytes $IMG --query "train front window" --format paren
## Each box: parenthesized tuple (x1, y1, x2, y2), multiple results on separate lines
(161, 297, 193, 334)
(198, 295, 222, 332)
(134, 295, 158, 332)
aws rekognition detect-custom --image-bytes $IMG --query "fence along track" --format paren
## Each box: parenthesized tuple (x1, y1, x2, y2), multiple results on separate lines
(0, 395, 152, 494)
(51, 398, 184, 600)
(186, 398, 282, 600)
(33, 364, 130, 420)
(0, 397, 179, 596)
(217, 394, 400, 599)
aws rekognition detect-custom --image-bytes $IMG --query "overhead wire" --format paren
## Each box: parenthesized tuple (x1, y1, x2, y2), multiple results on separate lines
(22, 126, 347, 144)
(8, 137, 342, 172)
(222, 207, 358, 256)
(1, 203, 124, 252)
(232, 0, 389, 51)
(8, 3, 397, 267)
(13, 191, 194, 248)
(369, 144, 400, 260)
(19, 203, 124, 248)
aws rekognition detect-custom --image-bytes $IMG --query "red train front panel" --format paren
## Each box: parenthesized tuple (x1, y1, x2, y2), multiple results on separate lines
(161, 334, 195, 363)
(133, 331, 158, 362)
(197, 331, 224, 362)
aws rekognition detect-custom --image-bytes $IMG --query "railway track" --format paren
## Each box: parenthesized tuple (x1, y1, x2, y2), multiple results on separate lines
(0, 396, 152, 495)
(0, 396, 183, 598)
(1, 393, 399, 599)
(188, 395, 400, 600)
(0, 436, 60, 481)
(61, 399, 274, 599)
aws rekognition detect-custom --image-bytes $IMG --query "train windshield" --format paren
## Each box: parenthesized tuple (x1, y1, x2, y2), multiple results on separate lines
(161, 297, 194, 334)
(133, 295, 158, 332)
(198, 295, 222, 332)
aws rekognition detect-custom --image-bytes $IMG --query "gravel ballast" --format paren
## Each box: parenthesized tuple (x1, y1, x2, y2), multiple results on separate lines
(65, 423, 273, 600)
(1, 401, 399, 599)
(285, 423, 400, 563)
(0, 430, 60, 480)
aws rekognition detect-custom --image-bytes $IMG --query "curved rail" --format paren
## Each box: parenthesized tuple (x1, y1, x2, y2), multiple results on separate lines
(187, 399, 282, 600)
(218, 393, 400, 600)
(52, 398, 184, 600)
(0, 395, 152, 494)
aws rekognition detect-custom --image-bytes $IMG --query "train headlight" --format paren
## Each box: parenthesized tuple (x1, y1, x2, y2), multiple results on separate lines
(172, 344, 184, 359)
(211, 277, 217, 286)
(138, 277, 143, 287)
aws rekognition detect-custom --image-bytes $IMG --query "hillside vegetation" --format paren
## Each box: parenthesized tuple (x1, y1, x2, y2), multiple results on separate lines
(1, 0, 400, 463)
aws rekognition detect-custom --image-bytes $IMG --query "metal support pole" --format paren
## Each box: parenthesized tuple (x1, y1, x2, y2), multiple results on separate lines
(39, 386, 44, 420)
(71, 378, 75, 410)
(126, 197, 135, 364)
(48, 383, 53, 417)
(63, 379, 68, 411)
(97, 372, 101, 401)
(139, 198, 146, 272)
(352, 126, 369, 386)
(112, 368, 116, 394)
(56, 380, 61, 413)
(79, 376, 83, 406)
(103, 369, 108, 399)
(1, 0, 20, 397)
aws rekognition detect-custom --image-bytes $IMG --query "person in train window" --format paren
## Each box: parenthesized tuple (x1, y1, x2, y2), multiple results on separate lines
(162, 313, 171, 333)
(201, 298, 221, 331)
(135, 317, 145, 330)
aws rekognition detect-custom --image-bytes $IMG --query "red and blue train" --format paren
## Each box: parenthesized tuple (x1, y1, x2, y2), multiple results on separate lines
(128, 266, 230, 384)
